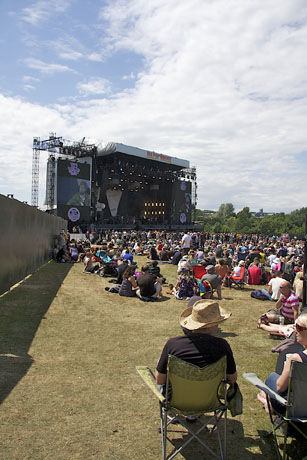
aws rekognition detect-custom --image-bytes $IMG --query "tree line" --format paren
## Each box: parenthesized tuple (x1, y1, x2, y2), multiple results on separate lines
(194, 203, 307, 236)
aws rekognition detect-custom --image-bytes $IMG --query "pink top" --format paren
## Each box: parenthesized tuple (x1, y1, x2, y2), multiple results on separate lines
(281, 291, 299, 321)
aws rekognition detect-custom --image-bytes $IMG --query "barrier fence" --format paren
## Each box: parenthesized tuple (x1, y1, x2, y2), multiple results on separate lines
(0, 195, 67, 295)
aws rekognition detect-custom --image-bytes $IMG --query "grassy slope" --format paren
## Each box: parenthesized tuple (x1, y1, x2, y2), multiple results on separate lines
(0, 258, 302, 459)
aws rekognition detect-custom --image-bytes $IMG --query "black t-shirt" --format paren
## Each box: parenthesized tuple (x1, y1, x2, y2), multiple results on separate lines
(116, 262, 128, 284)
(156, 334, 236, 375)
(137, 273, 156, 297)
(172, 251, 182, 265)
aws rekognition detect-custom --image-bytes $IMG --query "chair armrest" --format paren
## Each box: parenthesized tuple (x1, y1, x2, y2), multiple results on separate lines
(136, 366, 165, 402)
(243, 372, 287, 406)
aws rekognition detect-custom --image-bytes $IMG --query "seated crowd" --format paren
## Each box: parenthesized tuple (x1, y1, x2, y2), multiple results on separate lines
(54, 227, 306, 441)
(54, 229, 304, 305)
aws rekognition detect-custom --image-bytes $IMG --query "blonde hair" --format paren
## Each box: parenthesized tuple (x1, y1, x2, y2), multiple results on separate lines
(297, 312, 307, 328)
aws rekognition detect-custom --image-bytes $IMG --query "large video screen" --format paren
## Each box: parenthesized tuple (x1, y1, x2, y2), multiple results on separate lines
(172, 180, 192, 224)
(57, 159, 91, 223)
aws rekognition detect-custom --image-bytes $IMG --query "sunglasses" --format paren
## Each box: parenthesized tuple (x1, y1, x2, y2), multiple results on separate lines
(295, 323, 307, 333)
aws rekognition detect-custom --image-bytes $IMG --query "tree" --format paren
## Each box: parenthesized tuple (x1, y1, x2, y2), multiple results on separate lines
(216, 203, 235, 222)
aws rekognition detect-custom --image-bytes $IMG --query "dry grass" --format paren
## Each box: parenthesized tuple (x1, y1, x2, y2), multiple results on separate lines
(0, 258, 304, 459)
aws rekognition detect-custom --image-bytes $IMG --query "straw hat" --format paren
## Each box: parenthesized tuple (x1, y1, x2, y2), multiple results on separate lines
(180, 300, 231, 330)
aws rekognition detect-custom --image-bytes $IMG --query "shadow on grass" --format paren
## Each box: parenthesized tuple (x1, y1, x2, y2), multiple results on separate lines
(166, 420, 278, 459)
(258, 428, 307, 460)
(0, 261, 72, 404)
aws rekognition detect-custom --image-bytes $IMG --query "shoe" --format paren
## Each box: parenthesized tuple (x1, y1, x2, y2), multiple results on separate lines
(186, 416, 198, 423)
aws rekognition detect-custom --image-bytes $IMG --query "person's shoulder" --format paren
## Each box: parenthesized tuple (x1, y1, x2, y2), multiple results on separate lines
(163, 336, 185, 347)
(289, 291, 299, 301)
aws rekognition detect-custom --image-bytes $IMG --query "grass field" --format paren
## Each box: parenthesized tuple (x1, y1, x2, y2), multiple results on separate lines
(0, 258, 305, 459)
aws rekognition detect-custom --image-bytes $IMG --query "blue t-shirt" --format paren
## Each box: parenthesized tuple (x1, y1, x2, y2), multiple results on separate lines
(123, 253, 133, 263)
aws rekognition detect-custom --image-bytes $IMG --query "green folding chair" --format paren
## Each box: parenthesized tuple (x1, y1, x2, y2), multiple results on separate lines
(243, 360, 307, 459)
(137, 355, 228, 460)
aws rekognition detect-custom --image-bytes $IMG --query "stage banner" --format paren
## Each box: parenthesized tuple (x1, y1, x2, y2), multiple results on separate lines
(106, 189, 122, 217)
(57, 159, 91, 222)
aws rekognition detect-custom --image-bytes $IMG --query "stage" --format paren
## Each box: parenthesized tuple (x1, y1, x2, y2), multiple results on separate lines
(40, 136, 198, 228)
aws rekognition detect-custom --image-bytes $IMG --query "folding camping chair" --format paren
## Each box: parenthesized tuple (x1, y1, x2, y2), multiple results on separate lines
(136, 355, 228, 460)
(243, 361, 307, 459)
(228, 267, 245, 289)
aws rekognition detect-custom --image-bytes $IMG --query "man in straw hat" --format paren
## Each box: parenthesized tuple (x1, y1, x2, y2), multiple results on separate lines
(156, 299, 237, 385)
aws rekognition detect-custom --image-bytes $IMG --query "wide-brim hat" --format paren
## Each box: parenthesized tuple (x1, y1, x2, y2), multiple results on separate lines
(180, 300, 231, 330)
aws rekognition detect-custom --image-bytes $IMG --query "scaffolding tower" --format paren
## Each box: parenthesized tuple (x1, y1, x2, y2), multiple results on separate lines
(31, 138, 40, 207)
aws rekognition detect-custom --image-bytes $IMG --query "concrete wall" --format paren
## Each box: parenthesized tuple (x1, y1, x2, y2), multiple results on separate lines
(0, 195, 67, 295)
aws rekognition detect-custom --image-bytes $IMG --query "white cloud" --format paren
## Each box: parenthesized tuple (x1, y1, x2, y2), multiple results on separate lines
(23, 75, 40, 83)
(23, 84, 36, 91)
(49, 36, 84, 61)
(122, 72, 136, 81)
(21, 0, 71, 26)
(88, 53, 104, 62)
(1, 0, 307, 213)
(77, 78, 111, 96)
(24, 58, 75, 74)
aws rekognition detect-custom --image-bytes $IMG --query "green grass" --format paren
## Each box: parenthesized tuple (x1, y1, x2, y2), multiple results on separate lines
(0, 258, 304, 459)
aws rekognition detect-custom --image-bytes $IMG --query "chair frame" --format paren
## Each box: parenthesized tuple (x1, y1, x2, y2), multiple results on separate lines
(243, 360, 307, 460)
(228, 267, 246, 289)
(137, 355, 229, 460)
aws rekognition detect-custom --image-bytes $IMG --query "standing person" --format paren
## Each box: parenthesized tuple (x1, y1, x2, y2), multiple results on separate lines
(181, 232, 192, 255)
(248, 259, 262, 285)
(57, 229, 66, 250)
(156, 300, 237, 385)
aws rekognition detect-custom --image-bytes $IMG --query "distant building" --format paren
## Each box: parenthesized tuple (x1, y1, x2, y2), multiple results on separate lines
(251, 208, 275, 218)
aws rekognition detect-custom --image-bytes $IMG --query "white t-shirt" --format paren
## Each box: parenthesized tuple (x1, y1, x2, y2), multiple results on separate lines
(268, 254, 277, 265)
(181, 234, 191, 249)
(268, 277, 285, 300)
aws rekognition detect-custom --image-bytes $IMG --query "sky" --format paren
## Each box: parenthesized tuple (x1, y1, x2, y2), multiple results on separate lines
(0, 0, 307, 213)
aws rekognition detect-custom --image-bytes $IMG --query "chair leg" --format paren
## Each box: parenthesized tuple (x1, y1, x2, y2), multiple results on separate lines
(160, 404, 167, 460)
(223, 409, 227, 460)
(282, 421, 288, 460)
(265, 395, 282, 460)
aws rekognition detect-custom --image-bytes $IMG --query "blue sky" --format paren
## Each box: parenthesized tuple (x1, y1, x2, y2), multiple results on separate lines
(0, 0, 307, 212)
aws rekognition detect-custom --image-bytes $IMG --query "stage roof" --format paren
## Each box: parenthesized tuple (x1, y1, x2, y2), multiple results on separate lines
(96, 142, 189, 169)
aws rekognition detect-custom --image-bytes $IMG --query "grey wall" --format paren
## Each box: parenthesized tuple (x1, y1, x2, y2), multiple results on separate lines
(0, 195, 67, 295)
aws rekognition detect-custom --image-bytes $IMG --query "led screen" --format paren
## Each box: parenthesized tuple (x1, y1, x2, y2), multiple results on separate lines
(56, 159, 91, 222)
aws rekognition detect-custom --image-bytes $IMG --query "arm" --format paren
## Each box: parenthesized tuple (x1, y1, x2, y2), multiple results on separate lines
(275, 297, 283, 310)
(276, 354, 299, 393)
(293, 305, 299, 321)
(156, 371, 167, 385)
(267, 282, 272, 295)
(130, 276, 137, 289)
(227, 371, 237, 384)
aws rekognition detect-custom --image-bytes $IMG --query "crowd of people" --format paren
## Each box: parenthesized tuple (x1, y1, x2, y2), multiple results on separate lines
(53, 227, 306, 433)
(54, 229, 305, 303)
